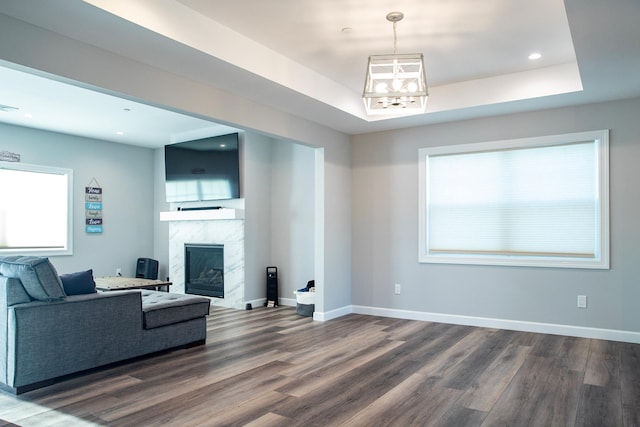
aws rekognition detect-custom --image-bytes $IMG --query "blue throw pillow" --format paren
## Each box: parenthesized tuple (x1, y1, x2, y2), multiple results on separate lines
(60, 269, 97, 295)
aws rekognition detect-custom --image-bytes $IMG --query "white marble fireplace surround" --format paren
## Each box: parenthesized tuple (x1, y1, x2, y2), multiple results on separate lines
(164, 210, 244, 309)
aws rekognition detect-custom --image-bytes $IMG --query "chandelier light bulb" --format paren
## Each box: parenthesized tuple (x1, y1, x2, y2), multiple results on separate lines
(375, 83, 388, 93)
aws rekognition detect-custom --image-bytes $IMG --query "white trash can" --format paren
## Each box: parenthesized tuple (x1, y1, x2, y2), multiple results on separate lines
(293, 291, 315, 317)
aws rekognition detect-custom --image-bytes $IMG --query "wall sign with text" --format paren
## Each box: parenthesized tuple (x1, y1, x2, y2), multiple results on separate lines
(85, 178, 103, 233)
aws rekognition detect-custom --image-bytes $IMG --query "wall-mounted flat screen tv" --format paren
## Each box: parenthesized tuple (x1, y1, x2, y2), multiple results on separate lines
(164, 133, 240, 203)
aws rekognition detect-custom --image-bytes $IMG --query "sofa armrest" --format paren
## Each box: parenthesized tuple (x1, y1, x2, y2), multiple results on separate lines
(4, 291, 144, 389)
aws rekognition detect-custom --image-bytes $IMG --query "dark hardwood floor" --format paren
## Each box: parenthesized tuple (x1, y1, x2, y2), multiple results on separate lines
(0, 306, 638, 426)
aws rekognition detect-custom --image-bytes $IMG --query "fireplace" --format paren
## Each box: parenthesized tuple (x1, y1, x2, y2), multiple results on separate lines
(167, 218, 244, 309)
(185, 244, 224, 298)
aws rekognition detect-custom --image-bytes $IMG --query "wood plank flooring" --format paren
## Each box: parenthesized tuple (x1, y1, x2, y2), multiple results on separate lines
(0, 306, 639, 426)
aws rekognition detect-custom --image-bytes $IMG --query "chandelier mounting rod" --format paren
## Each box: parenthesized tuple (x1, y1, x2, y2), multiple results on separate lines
(386, 12, 404, 55)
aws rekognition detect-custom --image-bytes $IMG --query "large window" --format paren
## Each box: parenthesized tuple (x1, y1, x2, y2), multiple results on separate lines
(0, 162, 73, 256)
(418, 130, 609, 269)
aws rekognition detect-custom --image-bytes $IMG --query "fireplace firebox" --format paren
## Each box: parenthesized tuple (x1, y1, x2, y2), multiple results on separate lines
(185, 244, 224, 298)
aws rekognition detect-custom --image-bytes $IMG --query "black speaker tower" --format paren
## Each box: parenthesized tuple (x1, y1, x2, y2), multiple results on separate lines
(266, 266, 278, 307)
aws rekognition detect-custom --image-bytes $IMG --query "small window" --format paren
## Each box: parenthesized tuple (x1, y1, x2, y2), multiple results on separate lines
(418, 130, 609, 269)
(0, 162, 73, 256)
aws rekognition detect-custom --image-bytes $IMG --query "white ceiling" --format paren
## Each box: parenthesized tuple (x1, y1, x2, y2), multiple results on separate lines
(0, 0, 639, 147)
(0, 65, 238, 147)
(178, 0, 576, 89)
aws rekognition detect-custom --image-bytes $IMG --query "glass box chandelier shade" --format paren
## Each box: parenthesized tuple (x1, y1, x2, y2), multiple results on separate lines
(363, 53, 428, 114)
(363, 12, 428, 115)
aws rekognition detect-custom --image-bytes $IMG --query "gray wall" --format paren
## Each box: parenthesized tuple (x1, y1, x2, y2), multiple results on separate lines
(323, 140, 352, 313)
(243, 132, 273, 302)
(152, 146, 170, 281)
(269, 139, 316, 301)
(351, 97, 640, 333)
(0, 122, 155, 277)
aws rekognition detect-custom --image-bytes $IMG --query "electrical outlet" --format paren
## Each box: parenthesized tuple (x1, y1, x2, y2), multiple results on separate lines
(116, 268, 122, 276)
(394, 283, 401, 295)
(577, 295, 587, 308)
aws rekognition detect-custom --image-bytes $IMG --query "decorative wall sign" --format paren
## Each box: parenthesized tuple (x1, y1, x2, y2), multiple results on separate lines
(85, 178, 103, 233)
(0, 151, 20, 162)
(86, 225, 103, 233)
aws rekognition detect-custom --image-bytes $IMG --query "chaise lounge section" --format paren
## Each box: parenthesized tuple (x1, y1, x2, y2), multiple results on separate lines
(0, 256, 210, 394)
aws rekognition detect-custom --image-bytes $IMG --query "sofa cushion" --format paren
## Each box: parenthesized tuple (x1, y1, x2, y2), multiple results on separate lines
(0, 276, 33, 306)
(60, 269, 97, 295)
(140, 290, 210, 329)
(0, 256, 66, 301)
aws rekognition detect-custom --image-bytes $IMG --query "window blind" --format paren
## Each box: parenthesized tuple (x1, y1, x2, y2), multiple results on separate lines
(427, 142, 597, 257)
(0, 164, 72, 255)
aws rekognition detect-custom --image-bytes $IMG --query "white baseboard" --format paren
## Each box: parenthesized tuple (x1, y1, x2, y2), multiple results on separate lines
(279, 297, 296, 307)
(244, 298, 266, 309)
(244, 297, 297, 309)
(313, 305, 352, 322)
(314, 305, 640, 344)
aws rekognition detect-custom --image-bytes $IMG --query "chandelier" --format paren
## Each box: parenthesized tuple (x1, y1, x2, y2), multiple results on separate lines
(363, 12, 428, 115)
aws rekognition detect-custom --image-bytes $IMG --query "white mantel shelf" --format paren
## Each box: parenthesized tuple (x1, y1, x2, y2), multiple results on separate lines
(160, 208, 244, 222)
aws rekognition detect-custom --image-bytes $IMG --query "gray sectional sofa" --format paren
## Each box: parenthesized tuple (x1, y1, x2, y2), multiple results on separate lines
(0, 256, 210, 394)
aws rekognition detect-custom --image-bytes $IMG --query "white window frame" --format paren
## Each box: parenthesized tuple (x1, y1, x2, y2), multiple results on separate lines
(418, 130, 609, 269)
(0, 162, 74, 256)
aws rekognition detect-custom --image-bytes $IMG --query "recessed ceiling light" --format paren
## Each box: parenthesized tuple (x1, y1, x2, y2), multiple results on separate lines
(23, 113, 33, 119)
(116, 131, 124, 136)
(528, 52, 542, 60)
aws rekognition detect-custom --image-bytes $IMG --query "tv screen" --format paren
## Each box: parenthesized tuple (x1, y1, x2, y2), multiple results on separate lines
(164, 133, 240, 203)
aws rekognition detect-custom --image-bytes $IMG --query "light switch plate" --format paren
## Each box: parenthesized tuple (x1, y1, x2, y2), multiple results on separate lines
(577, 295, 587, 308)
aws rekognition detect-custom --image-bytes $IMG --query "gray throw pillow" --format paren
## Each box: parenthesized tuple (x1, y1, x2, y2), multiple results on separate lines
(0, 256, 66, 301)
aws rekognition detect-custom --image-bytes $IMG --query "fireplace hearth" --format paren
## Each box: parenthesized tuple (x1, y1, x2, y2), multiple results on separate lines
(185, 244, 224, 298)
